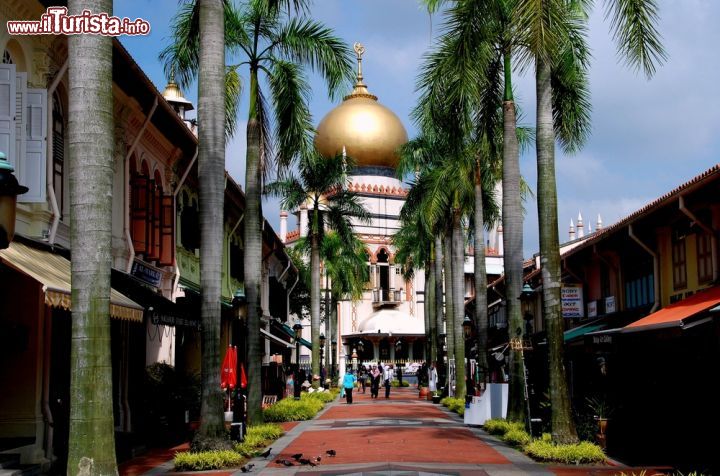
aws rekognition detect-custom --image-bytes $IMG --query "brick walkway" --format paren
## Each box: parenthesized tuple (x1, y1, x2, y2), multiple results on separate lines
(119, 389, 672, 476)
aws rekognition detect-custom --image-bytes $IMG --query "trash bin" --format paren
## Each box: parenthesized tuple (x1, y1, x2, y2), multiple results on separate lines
(530, 418, 543, 438)
(464, 394, 491, 425)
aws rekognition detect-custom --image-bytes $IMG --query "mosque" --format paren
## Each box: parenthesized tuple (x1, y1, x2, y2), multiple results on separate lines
(281, 43, 504, 374)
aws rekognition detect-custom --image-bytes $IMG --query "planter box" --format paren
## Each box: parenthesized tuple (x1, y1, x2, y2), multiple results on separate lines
(431, 395, 441, 404)
(488, 383, 508, 419)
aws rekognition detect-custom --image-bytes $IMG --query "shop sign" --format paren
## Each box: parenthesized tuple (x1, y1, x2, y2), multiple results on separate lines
(605, 296, 616, 314)
(588, 301, 597, 318)
(149, 308, 201, 330)
(592, 334, 613, 345)
(131, 260, 162, 287)
(562, 285, 584, 318)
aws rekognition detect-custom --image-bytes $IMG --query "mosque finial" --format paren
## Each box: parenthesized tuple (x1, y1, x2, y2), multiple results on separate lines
(353, 42, 366, 86)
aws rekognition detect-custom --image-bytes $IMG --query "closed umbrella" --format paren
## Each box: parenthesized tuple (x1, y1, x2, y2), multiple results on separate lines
(221, 346, 237, 390)
(240, 362, 247, 389)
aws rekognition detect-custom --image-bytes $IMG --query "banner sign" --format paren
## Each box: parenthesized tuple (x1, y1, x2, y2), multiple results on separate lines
(605, 296, 616, 314)
(561, 285, 584, 318)
(588, 301, 597, 318)
(131, 260, 162, 287)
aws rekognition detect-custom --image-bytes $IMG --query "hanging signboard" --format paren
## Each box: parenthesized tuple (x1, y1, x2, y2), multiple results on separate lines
(605, 296, 616, 314)
(561, 285, 584, 318)
(588, 301, 597, 318)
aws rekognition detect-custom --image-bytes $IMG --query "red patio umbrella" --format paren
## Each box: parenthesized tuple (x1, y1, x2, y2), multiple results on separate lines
(221, 346, 237, 390)
(239, 362, 247, 389)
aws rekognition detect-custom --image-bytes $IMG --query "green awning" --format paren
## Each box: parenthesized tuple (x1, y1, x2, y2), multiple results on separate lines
(273, 321, 312, 349)
(564, 321, 608, 342)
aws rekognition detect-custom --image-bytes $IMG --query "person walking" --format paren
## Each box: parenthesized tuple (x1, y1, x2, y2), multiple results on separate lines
(428, 362, 438, 394)
(383, 364, 393, 399)
(358, 365, 367, 394)
(342, 368, 357, 404)
(370, 364, 381, 398)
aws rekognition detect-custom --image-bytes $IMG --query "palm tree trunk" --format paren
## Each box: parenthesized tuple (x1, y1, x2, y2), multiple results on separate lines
(434, 236, 444, 370)
(426, 265, 437, 365)
(331, 296, 338, 379)
(537, 57, 578, 443)
(473, 163, 489, 383)
(245, 68, 263, 424)
(67, 1, 117, 472)
(451, 207, 466, 398)
(197, 0, 226, 437)
(501, 51, 527, 425)
(310, 215, 321, 388)
(324, 273, 330, 382)
(443, 229, 455, 390)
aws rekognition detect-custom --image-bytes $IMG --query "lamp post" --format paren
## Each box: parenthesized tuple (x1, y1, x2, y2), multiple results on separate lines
(319, 333, 326, 387)
(356, 340, 364, 370)
(517, 284, 535, 432)
(462, 315, 473, 398)
(231, 289, 248, 441)
(394, 339, 403, 385)
(293, 320, 303, 399)
(438, 331, 447, 391)
(331, 341, 337, 380)
(0, 152, 28, 249)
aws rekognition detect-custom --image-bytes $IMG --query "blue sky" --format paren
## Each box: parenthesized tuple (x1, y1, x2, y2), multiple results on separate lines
(117, 0, 720, 257)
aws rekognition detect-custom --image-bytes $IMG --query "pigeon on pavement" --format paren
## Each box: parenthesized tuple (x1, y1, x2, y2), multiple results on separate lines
(291, 453, 303, 461)
(326, 449, 336, 457)
(259, 448, 272, 459)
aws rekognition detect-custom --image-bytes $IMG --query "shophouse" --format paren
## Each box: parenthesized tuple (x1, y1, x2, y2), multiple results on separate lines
(0, 1, 296, 470)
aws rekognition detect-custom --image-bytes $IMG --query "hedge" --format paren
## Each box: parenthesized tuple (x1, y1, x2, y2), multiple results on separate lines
(525, 440, 606, 464)
(440, 397, 465, 416)
(263, 393, 325, 422)
(174, 450, 243, 471)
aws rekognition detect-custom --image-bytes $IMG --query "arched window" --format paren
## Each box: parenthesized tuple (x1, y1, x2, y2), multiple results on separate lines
(130, 161, 174, 265)
(180, 196, 200, 252)
(2, 50, 13, 64)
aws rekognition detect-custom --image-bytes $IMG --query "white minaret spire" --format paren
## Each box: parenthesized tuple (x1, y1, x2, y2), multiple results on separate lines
(588, 222, 593, 234)
(597, 214, 603, 231)
(569, 219, 576, 241)
(280, 210, 288, 242)
(577, 212, 584, 238)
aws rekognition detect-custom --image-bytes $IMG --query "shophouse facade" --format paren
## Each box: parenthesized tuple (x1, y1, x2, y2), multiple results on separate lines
(0, 1, 296, 469)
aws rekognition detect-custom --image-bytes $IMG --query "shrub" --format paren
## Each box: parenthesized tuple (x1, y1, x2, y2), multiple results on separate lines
(190, 434, 234, 452)
(303, 390, 336, 403)
(263, 395, 324, 422)
(174, 450, 243, 471)
(483, 419, 525, 436)
(440, 397, 466, 416)
(234, 424, 284, 458)
(390, 380, 411, 387)
(525, 440, 605, 464)
(502, 429, 532, 448)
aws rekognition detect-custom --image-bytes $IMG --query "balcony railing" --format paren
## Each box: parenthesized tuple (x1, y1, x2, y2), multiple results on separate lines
(371, 288, 401, 306)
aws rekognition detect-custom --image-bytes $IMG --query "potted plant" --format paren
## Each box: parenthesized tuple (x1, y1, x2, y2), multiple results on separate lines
(417, 368, 429, 399)
(586, 396, 613, 449)
(431, 390, 442, 404)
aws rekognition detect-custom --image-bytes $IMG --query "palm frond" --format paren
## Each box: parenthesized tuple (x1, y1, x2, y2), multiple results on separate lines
(225, 67, 243, 140)
(604, 0, 666, 78)
(160, 1, 200, 89)
(269, 60, 313, 169)
(272, 18, 355, 100)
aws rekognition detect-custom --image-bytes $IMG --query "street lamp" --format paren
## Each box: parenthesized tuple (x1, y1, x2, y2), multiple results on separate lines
(0, 152, 28, 249)
(231, 289, 248, 441)
(394, 339, 403, 385)
(356, 340, 364, 369)
(293, 320, 303, 399)
(519, 283, 535, 339)
(319, 333, 326, 386)
(331, 341, 337, 379)
(462, 315, 473, 398)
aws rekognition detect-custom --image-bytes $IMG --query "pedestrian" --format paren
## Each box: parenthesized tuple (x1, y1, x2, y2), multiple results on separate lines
(370, 364, 381, 398)
(383, 364, 393, 399)
(428, 362, 438, 393)
(342, 368, 357, 404)
(358, 365, 367, 394)
(285, 371, 294, 399)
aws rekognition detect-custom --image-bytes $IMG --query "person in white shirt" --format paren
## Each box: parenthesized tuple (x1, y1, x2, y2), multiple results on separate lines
(428, 362, 438, 393)
(383, 364, 393, 398)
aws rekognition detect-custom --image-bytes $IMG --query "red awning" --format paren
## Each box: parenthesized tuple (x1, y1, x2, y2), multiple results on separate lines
(622, 285, 720, 332)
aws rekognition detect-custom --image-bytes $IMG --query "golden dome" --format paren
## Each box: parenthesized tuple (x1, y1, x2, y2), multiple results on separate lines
(314, 43, 407, 170)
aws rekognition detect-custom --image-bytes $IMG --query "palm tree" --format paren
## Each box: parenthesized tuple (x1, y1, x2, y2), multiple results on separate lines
(196, 0, 227, 438)
(321, 232, 369, 377)
(267, 151, 369, 388)
(422, 0, 528, 419)
(163, 0, 353, 423)
(66, 0, 117, 473)
(515, 0, 665, 443)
